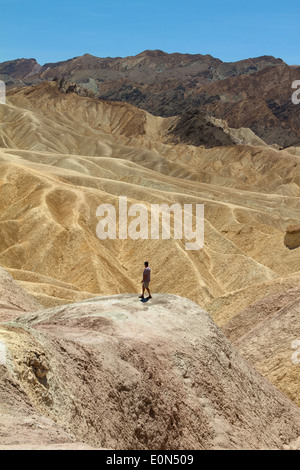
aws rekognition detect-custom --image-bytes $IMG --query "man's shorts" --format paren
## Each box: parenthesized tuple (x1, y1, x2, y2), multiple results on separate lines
(143, 282, 149, 289)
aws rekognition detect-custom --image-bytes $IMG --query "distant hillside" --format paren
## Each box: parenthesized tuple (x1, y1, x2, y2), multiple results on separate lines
(1, 50, 299, 147)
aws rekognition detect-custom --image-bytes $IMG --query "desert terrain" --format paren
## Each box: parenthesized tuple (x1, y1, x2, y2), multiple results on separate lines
(0, 51, 300, 449)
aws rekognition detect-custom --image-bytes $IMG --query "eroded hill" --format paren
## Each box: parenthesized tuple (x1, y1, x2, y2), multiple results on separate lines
(0, 81, 300, 321)
(1, 268, 300, 450)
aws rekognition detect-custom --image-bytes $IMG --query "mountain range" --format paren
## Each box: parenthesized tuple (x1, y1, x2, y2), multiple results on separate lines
(1, 50, 300, 148)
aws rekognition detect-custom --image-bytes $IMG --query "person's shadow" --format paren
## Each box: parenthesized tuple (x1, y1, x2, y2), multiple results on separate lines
(140, 297, 151, 303)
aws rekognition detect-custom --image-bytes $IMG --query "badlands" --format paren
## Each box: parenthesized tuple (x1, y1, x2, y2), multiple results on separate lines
(0, 73, 300, 449)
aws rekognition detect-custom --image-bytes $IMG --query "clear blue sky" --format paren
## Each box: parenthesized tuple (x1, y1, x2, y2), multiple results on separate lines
(0, 0, 299, 65)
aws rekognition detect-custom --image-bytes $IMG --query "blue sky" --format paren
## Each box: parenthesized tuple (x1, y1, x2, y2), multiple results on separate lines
(0, 0, 299, 65)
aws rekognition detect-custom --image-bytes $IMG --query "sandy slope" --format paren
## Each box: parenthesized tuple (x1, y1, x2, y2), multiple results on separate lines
(0, 82, 300, 321)
(0, 266, 41, 321)
(3, 51, 293, 148)
(222, 287, 300, 408)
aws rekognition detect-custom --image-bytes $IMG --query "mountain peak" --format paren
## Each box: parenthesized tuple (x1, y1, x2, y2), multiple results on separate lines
(138, 49, 167, 57)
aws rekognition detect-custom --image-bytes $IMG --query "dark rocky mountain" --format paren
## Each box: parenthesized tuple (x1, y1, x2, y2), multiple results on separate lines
(0, 58, 41, 86)
(169, 110, 235, 148)
(1, 50, 299, 147)
(22, 50, 285, 85)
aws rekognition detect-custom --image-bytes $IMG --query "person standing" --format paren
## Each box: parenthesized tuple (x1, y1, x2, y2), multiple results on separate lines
(139, 261, 152, 299)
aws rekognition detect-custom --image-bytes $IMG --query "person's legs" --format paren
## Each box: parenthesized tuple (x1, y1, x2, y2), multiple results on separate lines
(139, 282, 152, 299)
(139, 284, 145, 298)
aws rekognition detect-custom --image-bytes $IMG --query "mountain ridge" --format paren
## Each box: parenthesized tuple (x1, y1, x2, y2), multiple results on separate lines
(2, 50, 296, 147)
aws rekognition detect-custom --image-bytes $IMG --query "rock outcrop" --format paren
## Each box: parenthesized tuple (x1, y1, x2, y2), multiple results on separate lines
(284, 225, 300, 250)
(1, 273, 300, 450)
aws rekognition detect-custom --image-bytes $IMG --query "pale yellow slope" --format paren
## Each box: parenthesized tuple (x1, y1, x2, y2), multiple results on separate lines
(0, 82, 300, 320)
(222, 287, 300, 408)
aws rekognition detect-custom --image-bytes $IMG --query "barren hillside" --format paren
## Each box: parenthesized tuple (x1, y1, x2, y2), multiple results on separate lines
(0, 81, 300, 320)
(1, 51, 298, 147)
(222, 287, 300, 408)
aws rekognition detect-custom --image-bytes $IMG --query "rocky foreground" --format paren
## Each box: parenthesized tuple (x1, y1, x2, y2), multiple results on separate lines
(0, 268, 300, 450)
